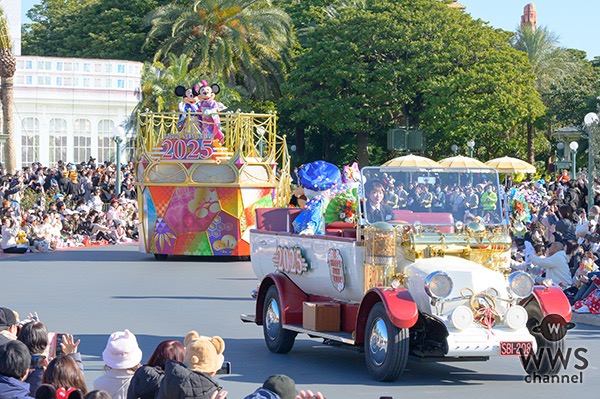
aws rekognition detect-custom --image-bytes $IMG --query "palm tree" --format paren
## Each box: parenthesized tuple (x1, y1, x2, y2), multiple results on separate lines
(513, 24, 580, 164)
(145, 0, 293, 100)
(0, 7, 16, 173)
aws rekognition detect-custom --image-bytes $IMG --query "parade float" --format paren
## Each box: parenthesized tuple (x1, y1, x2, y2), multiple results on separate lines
(134, 82, 291, 259)
(241, 161, 572, 381)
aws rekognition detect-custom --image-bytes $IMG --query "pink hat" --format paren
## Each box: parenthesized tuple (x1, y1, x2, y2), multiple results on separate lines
(102, 329, 142, 369)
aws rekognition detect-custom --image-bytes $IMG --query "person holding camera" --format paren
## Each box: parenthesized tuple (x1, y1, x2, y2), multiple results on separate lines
(1, 216, 28, 254)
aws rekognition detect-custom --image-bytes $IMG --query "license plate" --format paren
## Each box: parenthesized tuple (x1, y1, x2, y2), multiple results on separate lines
(499, 341, 532, 356)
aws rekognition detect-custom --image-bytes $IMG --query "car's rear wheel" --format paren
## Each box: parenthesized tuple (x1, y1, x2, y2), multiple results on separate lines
(364, 303, 409, 382)
(521, 303, 565, 375)
(263, 285, 297, 353)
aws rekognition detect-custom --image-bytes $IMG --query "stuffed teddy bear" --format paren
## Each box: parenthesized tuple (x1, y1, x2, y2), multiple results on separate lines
(174, 85, 200, 131)
(183, 331, 225, 375)
(292, 161, 341, 235)
(196, 80, 227, 145)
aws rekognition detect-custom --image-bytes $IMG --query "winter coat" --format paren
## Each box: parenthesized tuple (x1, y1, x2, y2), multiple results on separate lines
(93, 368, 136, 399)
(127, 365, 164, 399)
(0, 375, 34, 399)
(156, 361, 221, 399)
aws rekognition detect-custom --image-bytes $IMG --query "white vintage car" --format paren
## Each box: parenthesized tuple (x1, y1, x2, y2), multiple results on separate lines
(241, 165, 572, 381)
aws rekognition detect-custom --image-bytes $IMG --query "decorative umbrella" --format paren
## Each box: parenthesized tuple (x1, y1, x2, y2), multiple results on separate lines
(438, 155, 489, 169)
(485, 156, 536, 174)
(382, 154, 442, 168)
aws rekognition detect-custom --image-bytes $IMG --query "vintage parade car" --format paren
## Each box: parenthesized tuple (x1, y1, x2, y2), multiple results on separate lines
(241, 163, 572, 381)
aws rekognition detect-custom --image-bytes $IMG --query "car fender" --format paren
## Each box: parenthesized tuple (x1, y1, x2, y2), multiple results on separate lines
(255, 273, 307, 326)
(521, 285, 572, 322)
(355, 288, 418, 344)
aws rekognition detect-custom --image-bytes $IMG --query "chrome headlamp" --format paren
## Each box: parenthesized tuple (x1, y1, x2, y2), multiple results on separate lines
(508, 271, 534, 298)
(425, 271, 453, 299)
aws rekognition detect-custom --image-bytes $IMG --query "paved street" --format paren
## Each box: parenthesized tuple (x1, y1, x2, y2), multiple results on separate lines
(1, 245, 600, 399)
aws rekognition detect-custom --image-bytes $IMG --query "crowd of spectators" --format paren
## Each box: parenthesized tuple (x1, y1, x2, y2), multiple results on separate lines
(0, 158, 139, 254)
(0, 308, 324, 399)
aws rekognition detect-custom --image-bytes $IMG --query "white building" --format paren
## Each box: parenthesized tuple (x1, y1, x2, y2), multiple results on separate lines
(2, 1, 142, 169)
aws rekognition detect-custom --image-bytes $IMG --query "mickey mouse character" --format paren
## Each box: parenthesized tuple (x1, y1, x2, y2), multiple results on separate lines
(174, 85, 200, 130)
(196, 80, 227, 144)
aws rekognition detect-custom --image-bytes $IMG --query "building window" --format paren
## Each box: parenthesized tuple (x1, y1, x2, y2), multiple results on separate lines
(97, 119, 115, 163)
(105, 64, 112, 73)
(105, 78, 112, 87)
(56, 61, 63, 71)
(73, 118, 92, 163)
(56, 77, 62, 86)
(26, 76, 32, 85)
(95, 64, 102, 73)
(83, 63, 91, 72)
(74, 63, 79, 72)
(117, 64, 125, 73)
(37, 76, 44, 85)
(37, 61, 44, 70)
(26, 60, 32, 69)
(49, 118, 68, 165)
(65, 62, 72, 72)
(83, 78, 90, 87)
(117, 79, 125, 88)
(45, 61, 51, 70)
(64, 77, 72, 86)
(45, 76, 51, 85)
(21, 118, 40, 165)
(73, 77, 79, 86)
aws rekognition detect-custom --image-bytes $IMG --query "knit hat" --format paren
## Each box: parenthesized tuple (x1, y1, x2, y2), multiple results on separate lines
(183, 331, 225, 374)
(102, 329, 143, 369)
(262, 375, 298, 399)
(0, 307, 17, 330)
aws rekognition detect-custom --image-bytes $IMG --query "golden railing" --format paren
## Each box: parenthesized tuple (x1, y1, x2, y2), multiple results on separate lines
(135, 111, 290, 206)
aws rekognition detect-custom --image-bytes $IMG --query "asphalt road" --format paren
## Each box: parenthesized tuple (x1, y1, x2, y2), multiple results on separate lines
(1, 244, 599, 399)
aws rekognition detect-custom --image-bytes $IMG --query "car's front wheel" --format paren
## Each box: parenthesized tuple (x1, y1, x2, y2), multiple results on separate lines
(364, 303, 409, 382)
(521, 303, 565, 376)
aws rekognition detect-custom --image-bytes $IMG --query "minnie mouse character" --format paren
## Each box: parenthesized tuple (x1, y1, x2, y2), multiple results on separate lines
(195, 80, 227, 144)
(174, 85, 200, 130)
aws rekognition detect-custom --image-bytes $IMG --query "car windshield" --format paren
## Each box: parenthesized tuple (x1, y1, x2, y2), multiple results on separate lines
(360, 166, 505, 226)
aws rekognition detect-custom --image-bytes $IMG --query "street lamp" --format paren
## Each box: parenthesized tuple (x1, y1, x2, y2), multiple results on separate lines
(584, 112, 599, 213)
(113, 126, 125, 198)
(569, 141, 579, 180)
(466, 140, 475, 158)
(556, 142, 564, 161)
(451, 144, 458, 156)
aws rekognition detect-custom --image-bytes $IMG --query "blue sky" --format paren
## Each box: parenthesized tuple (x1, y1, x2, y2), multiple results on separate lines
(21, 0, 600, 59)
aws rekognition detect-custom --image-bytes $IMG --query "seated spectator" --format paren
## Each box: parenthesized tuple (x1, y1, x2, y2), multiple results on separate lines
(42, 355, 88, 395)
(0, 340, 34, 399)
(127, 340, 185, 399)
(0, 307, 19, 347)
(157, 331, 227, 399)
(2, 216, 28, 253)
(243, 374, 325, 399)
(94, 330, 142, 399)
(529, 241, 572, 288)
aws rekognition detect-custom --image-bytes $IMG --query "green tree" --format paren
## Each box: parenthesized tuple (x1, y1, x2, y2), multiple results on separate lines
(0, 7, 16, 172)
(282, 0, 544, 167)
(145, 0, 294, 100)
(22, 0, 167, 61)
(512, 24, 581, 164)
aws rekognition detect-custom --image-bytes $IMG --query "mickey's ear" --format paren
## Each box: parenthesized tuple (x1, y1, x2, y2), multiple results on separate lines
(68, 389, 84, 399)
(35, 384, 56, 399)
(192, 84, 202, 96)
(211, 84, 220, 95)
(174, 86, 186, 97)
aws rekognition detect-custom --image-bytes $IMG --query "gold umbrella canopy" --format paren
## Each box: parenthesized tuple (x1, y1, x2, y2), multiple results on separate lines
(438, 155, 489, 169)
(485, 156, 536, 174)
(382, 154, 442, 168)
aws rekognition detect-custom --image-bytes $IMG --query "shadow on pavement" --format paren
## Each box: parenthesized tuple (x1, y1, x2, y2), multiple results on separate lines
(76, 334, 525, 387)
